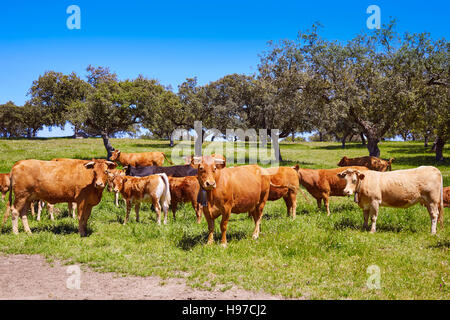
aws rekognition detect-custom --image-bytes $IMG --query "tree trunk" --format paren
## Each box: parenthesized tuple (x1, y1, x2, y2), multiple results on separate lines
(26, 128, 32, 139)
(101, 133, 115, 160)
(367, 137, 380, 157)
(435, 136, 445, 162)
(424, 135, 429, 147)
(360, 133, 366, 145)
(341, 134, 348, 149)
(319, 131, 323, 142)
(169, 135, 174, 147)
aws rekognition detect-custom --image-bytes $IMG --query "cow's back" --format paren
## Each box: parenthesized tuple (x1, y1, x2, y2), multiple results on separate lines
(360, 166, 442, 208)
(11, 159, 95, 203)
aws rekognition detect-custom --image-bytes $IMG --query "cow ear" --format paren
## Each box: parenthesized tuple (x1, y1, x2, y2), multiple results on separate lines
(106, 161, 117, 170)
(294, 164, 300, 171)
(190, 156, 201, 169)
(84, 161, 95, 169)
(337, 170, 347, 178)
(214, 159, 226, 169)
(357, 172, 365, 180)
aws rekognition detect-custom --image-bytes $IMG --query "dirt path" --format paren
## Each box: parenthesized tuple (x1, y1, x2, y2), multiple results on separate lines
(0, 254, 283, 300)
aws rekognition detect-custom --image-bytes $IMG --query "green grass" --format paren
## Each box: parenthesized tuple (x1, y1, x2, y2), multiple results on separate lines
(0, 138, 449, 299)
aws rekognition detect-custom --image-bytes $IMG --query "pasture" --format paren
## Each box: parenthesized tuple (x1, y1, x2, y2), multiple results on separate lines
(0, 138, 449, 299)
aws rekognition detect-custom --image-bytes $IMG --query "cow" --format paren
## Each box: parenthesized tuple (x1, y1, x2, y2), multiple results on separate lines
(337, 166, 444, 234)
(191, 156, 270, 246)
(0, 173, 11, 201)
(3, 159, 116, 236)
(293, 165, 369, 216)
(125, 164, 198, 178)
(265, 167, 300, 219)
(168, 176, 203, 223)
(338, 156, 395, 172)
(107, 168, 126, 207)
(444, 187, 450, 208)
(112, 173, 171, 225)
(110, 149, 173, 167)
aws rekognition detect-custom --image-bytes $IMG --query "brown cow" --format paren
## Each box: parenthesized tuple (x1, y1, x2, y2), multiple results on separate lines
(192, 156, 270, 246)
(112, 173, 171, 225)
(265, 167, 300, 219)
(338, 156, 395, 172)
(0, 173, 11, 201)
(338, 166, 444, 234)
(4, 159, 116, 236)
(168, 176, 203, 223)
(293, 165, 369, 216)
(110, 150, 173, 167)
(443, 187, 450, 208)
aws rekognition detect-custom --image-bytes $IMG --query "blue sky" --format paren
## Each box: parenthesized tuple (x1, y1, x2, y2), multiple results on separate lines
(0, 0, 448, 137)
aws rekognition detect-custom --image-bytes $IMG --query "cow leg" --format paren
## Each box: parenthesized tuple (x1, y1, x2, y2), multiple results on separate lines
(324, 196, 331, 216)
(153, 196, 162, 225)
(135, 203, 140, 223)
(363, 209, 370, 231)
(78, 204, 92, 237)
(251, 205, 265, 240)
(30, 202, 36, 218)
(192, 201, 202, 223)
(426, 202, 439, 235)
(20, 201, 32, 234)
(284, 192, 297, 219)
(316, 198, 322, 210)
(220, 211, 230, 247)
(124, 200, 132, 225)
(369, 202, 379, 233)
(11, 197, 28, 234)
(203, 208, 215, 245)
(50, 203, 55, 220)
(171, 202, 178, 221)
(68, 202, 77, 219)
(115, 192, 119, 207)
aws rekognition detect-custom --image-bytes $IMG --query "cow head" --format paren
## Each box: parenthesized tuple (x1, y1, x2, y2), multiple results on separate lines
(337, 156, 348, 167)
(337, 169, 365, 196)
(110, 150, 121, 162)
(107, 169, 125, 192)
(388, 158, 395, 171)
(112, 174, 127, 193)
(84, 160, 117, 190)
(191, 156, 226, 191)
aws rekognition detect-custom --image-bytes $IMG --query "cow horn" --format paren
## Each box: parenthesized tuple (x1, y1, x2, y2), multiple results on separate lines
(84, 161, 95, 168)
(214, 159, 225, 164)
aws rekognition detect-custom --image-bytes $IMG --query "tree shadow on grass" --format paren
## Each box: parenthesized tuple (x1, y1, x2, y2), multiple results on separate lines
(428, 239, 450, 249)
(392, 156, 449, 167)
(30, 221, 87, 235)
(334, 217, 361, 231)
(129, 143, 172, 150)
(312, 144, 367, 151)
(177, 230, 248, 251)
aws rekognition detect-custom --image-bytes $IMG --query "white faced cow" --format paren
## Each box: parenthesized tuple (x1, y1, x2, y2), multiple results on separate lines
(338, 166, 444, 235)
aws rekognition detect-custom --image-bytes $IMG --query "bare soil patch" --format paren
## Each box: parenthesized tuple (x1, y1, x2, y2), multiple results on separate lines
(0, 254, 283, 300)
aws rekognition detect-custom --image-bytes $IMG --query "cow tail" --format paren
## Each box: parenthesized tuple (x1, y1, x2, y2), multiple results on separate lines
(163, 153, 173, 165)
(159, 173, 171, 212)
(2, 174, 13, 229)
(438, 175, 444, 227)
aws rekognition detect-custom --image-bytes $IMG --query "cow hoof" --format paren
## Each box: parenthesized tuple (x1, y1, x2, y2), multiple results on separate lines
(220, 243, 227, 248)
(252, 235, 259, 240)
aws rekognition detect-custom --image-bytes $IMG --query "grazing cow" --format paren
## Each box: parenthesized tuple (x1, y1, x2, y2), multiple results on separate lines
(337, 166, 444, 234)
(126, 164, 198, 178)
(110, 149, 173, 167)
(338, 156, 395, 172)
(112, 174, 171, 225)
(192, 156, 270, 246)
(443, 187, 450, 208)
(4, 159, 116, 236)
(168, 176, 203, 223)
(293, 165, 369, 216)
(0, 173, 11, 201)
(107, 168, 125, 207)
(265, 167, 300, 219)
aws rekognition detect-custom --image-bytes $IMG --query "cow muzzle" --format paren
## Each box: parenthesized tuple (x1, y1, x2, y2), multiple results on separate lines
(95, 182, 105, 189)
(203, 181, 216, 190)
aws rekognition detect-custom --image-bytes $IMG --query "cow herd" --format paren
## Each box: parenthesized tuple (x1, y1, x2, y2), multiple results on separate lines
(0, 150, 448, 246)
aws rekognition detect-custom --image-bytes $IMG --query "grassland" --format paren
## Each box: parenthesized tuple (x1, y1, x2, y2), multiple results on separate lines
(0, 138, 448, 299)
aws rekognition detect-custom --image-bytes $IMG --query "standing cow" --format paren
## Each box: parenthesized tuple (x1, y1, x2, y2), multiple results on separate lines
(265, 167, 300, 219)
(338, 166, 444, 234)
(112, 173, 171, 225)
(4, 159, 116, 236)
(192, 156, 270, 246)
(110, 150, 173, 167)
(293, 165, 369, 216)
(168, 176, 203, 223)
(338, 156, 395, 172)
